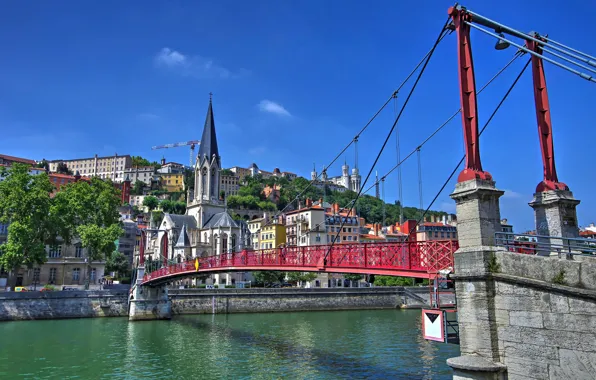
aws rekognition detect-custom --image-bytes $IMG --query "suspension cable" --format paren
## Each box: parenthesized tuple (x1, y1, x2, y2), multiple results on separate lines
(361, 51, 523, 196)
(226, 28, 455, 252)
(323, 18, 452, 262)
(417, 147, 423, 212)
(394, 93, 404, 224)
(405, 57, 532, 239)
(466, 22, 595, 83)
(382, 177, 386, 226)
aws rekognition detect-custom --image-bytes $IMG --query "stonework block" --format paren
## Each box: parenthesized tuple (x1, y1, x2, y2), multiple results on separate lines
(497, 326, 522, 343)
(568, 297, 596, 314)
(543, 312, 596, 332)
(503, 357, 549, 380)
(450, 179, 504, 249)
(529, 189, 580, 244)
(509, 311, 543, 328)
(550, 294, 570, 313)
(550, 348, 596, 380)
(503, 342, 560, 365)
(495, 294, 550, 312)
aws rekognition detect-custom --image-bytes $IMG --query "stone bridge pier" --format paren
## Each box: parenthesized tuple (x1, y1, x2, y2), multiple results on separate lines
(128, 267, 171, 321)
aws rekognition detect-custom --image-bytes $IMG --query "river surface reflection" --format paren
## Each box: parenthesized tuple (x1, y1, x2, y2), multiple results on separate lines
(0, 309, 459, 379)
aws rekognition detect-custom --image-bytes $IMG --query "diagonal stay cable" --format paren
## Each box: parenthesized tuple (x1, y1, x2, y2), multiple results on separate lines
(323, 17, 452, 264)
(405, 57, 532, 240)
(361, 50, 524, 196)
(231, 30, 454, 252)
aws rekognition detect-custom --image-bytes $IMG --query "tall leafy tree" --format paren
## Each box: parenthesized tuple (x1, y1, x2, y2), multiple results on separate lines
(0, 164, 56, 286)
(53, 177, 124, 289)
(142, 196, 159, 211)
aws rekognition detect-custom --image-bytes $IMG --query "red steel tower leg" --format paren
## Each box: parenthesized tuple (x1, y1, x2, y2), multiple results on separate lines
(448, 7, 492, 182)
(526, 36, 568, 193)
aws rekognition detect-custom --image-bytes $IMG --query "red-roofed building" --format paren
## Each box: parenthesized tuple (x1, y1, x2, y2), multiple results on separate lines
(0, 154, 36, 166)
(285, 198, 326, 246)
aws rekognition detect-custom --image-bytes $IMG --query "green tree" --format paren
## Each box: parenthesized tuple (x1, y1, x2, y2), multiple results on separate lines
(373, 276, 414, 286)
(344, 274, 363, 282)
(0, 164, 56, 286)
(131, 156, 161, 168)
(253, 271, 285, 286)
(131, 180, 145, 195)
(143, 196, 159, 211)
(105, 251, 130, 277)
(56, 162, 72, 175)
(35, 159, 49, 172)
(287, 272, 317, 284)
(220, 168, 234, 176)
(151, 210, 165, 227)
(220, 190, 226, 200)
(52, 177, 124, 289)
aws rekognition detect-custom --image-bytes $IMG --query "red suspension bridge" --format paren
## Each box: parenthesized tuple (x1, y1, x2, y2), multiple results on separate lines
(140, 241, 457, 286)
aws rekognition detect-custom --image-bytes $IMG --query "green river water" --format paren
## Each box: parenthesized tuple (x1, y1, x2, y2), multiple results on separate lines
(0, 309, 459, 379)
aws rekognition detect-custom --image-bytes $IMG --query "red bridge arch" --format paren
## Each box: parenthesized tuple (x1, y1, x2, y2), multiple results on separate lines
(141, 241, 457, 286)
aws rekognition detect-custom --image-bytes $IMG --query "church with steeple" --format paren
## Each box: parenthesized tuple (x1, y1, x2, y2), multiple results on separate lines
(152, 95, 250, 286)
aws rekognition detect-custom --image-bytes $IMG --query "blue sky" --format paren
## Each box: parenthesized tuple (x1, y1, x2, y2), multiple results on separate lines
(0, 0, 594, 232)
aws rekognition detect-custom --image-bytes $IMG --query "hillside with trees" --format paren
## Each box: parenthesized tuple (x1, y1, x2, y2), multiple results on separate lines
(230, 173, 447, 225)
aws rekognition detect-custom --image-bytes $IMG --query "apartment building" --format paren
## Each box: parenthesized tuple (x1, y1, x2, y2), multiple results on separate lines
(124, 166, 155, 186)
(0, 154, 36, 166)
(159, 173, 185, 192)
(260, 218, 286, 249)
(285, 199, 326, 247)
(8, 239, 106, 288)
(247, 217, 265, 250)
(324, 203, 363, 244)
(157, 161, 185, 174)
(220, 173, 239, 198)
(49, 154, 132, 182)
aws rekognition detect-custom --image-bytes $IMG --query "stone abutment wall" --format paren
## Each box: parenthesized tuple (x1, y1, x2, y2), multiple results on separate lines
(169, 287, 409, 314)
(452, 250, 596, 380)
(0, 290, 129, 321)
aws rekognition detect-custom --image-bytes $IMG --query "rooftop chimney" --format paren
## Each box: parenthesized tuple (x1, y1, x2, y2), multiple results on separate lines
(305, 198, 312, 207)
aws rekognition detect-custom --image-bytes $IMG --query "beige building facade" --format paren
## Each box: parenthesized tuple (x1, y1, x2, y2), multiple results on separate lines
(49, 154, 132, 183)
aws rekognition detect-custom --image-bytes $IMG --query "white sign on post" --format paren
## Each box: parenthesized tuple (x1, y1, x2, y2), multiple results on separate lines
(422, 309, 445, 342)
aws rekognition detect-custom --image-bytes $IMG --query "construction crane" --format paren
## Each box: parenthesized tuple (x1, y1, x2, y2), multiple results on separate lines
(151, 140, 200, 167)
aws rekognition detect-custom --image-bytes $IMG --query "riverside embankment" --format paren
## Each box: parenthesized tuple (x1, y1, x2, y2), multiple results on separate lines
(0, 287, 435, 321)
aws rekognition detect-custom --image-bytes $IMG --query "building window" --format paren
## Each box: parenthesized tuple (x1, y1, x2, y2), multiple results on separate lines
(75, 245, 83, 258)
(49, 268, 57, 284)
(90, 268, 97, 282)
(49, 245, 62, 258)
(72, 268, 81, 283)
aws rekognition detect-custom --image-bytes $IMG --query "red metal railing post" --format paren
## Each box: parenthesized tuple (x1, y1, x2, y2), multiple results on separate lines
(363, 243, 368, 268)
(301, 246, 305, 266)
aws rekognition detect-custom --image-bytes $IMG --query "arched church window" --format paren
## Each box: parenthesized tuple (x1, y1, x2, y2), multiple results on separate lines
(231, 234, 237, 252)
(222, 233, 228, 253)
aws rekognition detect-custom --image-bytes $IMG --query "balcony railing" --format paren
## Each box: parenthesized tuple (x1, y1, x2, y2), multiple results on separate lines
(495, 232, 596, 258)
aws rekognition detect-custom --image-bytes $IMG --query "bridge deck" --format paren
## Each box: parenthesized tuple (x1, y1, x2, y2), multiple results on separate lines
(142, 241, 457, 286)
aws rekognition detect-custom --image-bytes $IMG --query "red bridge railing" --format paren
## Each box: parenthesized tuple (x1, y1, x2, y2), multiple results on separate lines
(142, 240, 458, 285)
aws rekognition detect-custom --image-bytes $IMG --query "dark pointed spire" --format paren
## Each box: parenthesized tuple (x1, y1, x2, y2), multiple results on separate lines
(198, 94, 219, 160)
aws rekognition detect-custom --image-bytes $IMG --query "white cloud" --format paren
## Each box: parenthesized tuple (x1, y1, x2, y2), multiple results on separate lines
(155, 48, 187, 67)
(154, 47, 242, 79)
(501, 189, 523, 199)
(258, 100, 292, 117)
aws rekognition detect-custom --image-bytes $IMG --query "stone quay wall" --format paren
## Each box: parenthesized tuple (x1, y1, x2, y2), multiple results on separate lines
(169, 287, 410, 315)
(0, 290, 129, 321)
(453, 250, 596, 380)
